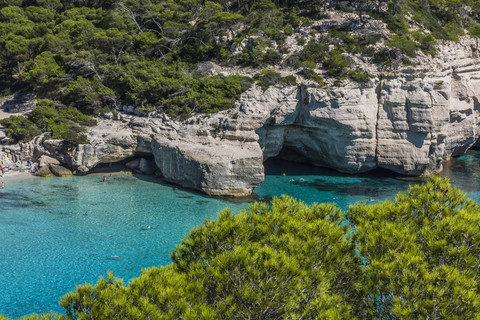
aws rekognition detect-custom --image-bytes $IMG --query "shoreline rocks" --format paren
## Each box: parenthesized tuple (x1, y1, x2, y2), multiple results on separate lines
(49, 165, 73, 177)
(152, 132, 264, 197)
(2, 38, 480, 197)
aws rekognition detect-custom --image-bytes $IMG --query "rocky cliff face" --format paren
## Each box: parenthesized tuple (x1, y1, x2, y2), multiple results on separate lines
(3, 38, 480, 197)
(250, 37, 480, 176)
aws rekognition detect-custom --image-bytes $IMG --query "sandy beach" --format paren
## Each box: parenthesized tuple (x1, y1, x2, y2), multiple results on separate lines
(1, 169, 35, 182)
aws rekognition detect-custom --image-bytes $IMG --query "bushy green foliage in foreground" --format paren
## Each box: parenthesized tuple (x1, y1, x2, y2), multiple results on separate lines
(348, 177, 480, 318)
(5, 177, 480, 319)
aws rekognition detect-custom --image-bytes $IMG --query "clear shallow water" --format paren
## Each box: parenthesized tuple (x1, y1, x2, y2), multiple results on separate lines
(1, 153, 480, 318)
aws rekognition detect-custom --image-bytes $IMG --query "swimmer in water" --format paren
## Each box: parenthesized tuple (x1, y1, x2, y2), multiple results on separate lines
(103, 176, 106, 182)
(84, 211, 88, 215)
(1, 181, 4, 188)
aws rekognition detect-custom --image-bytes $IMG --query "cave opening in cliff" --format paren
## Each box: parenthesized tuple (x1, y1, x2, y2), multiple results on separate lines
(89, 158, 137, 173)
(263, 147, 314, 176)
(273, 146, 312, 164)
(264, 146, 406, 180)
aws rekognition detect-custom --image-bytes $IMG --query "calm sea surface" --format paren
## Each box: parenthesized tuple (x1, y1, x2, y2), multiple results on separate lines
(1, 153, 480, 318)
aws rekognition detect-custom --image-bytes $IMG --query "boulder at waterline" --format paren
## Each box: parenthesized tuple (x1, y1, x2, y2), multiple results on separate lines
(36, 166, 53, 177)
(49, 165, 73, 177)
(38, 155, 60, 168)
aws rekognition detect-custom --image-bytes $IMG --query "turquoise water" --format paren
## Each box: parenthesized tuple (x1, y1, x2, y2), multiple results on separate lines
(1, 154, 480, 318)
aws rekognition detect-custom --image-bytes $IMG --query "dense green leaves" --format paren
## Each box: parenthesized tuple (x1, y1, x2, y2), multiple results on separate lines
(0, 0, 479, 112)
(347, 176, 480, 318)
(13, 197, 362, 319)
(0, 115, 41, 142)
(1, 99, 96, 145)
(3, 178, 480, 319)
(254, 68, 296, 91)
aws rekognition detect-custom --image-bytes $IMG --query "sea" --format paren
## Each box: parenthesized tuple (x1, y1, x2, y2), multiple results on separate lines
(1, 153, 480, 318)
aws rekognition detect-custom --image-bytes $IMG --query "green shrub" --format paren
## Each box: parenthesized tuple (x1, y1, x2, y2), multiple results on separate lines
(284, 75, 297, 86)
(261, 49, 283, 65)
(0, 115, 41, 143)
(28, 99, 96, 146)
(62, 77, 116, 115)
(299, 68, 324, 86)
(255, 69, 297, 91)
(383, 15, 410, 36)
(324, 49, 350, 78)
(411, 32, 437, 55)
(286, 40, 328, 68)
(12, 178, 480, 319)
(347, 68, 371, 83)
(189, 74, 254, 117)
(106, 61, 253, 118)
(386, 34, 417, 58)
(468, 22, 480, 39)
(57, 196, 362, 319)
(29, 99, 97, 128)
(372, 49, 392, 66)
(301, 60, 317, 69)
(348, 177, 480, 318)
(283, 25, 293, 36)
(445, 21, 464, 42)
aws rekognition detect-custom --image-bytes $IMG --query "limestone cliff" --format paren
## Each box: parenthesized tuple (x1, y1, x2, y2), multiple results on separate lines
(2, 37, 480, 197)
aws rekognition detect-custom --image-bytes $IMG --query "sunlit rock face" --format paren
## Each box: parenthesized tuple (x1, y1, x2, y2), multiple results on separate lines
(7, 38, 480, 196)
(248, 37, 480, 176)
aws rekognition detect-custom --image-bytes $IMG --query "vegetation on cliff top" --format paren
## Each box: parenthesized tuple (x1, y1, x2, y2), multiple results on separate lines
(3, 177, 480, 319)
(0, 0, 479, 143)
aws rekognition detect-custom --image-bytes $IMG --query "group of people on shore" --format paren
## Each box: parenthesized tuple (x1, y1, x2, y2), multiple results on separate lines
(0, 158, 38, 176)
(0, 158, 39, 189)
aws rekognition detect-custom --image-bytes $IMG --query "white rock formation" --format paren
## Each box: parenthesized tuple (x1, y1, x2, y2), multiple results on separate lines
(4, 37, 480, 196)
(152, 128, 264, 197)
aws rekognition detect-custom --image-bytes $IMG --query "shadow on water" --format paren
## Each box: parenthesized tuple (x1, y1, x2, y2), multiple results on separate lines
(262, 158, 425, 199)
(439, 151, 480, 192)
(132, 173, 257, 204)
(301, 178, 405, 197)
(0, 189, 33, 198)
(31, 201, 48, 207)
(131, 173, 164, 185)
(264, 158, 406, 180)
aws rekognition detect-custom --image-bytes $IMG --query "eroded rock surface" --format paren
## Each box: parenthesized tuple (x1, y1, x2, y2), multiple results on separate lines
(3, 38, 480, 196)
(152, 129, 264, 197)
